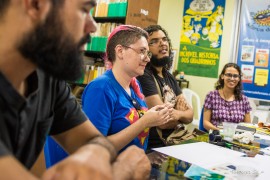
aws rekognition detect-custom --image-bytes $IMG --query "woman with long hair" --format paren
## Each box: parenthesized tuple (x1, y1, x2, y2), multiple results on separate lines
(203, 63, 252, 131)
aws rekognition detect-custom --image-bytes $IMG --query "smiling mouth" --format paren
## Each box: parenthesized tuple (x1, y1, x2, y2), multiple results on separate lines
(228, 81, 237, 85)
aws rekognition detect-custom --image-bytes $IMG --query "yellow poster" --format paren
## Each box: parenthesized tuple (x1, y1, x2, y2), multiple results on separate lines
(254, 69, 268, 86)
(178, 0, 226, 78)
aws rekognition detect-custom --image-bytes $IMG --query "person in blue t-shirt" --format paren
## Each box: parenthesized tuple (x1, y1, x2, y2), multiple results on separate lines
(82, 25, 173, 154)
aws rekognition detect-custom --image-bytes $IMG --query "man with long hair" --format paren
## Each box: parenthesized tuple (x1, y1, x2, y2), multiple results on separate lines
(137, 25, 194, 151)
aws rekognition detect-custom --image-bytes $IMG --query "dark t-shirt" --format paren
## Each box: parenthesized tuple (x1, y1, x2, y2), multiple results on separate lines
(0, 70, 87, 169)
(137, 67, 182, 150)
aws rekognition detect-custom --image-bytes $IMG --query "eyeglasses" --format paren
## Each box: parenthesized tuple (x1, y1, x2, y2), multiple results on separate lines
(149, 37, 169, 46)
(122, 45, 152, 59)
(131, 98, 145, 118)
(224, 73, 241, 79)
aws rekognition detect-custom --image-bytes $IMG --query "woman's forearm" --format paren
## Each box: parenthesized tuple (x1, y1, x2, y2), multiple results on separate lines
(107, 119, 146, 151)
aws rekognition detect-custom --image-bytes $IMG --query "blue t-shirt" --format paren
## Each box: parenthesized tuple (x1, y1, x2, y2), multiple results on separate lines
(82, 70, 149, 152)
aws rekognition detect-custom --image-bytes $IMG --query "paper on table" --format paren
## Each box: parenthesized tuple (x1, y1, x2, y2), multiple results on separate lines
(153, 142, 245, 169)
(229, 154, 270, 180)
(153, 142, 270, 179)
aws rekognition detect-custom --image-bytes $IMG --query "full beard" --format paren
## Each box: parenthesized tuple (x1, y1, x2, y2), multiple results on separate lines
(150, 55, 171, 67)
(17, 6, 90, 81)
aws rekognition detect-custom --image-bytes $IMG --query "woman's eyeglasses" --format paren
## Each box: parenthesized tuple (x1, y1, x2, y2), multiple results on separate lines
(224, 73, 241, 79)
(122, 45, 152, 59)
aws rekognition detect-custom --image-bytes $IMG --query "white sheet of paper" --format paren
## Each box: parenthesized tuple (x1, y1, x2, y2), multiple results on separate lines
(232, 155, 270, 180)
(153, 142, 244, 169)
(153, 142, 270, 179)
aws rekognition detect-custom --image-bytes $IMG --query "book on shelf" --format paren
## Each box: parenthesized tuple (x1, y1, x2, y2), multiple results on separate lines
(75, 65, 106, 85)
(94, 0, 128, 18)
(85, 22, 121, 52)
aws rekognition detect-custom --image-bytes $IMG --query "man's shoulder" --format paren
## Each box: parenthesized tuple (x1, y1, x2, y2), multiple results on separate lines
(144, 67, 153, 74)
(163, 69, 175, 79)
(37, 69, 58, 85)
(36, 70, 67, 94)
(137, 67, 153, 81)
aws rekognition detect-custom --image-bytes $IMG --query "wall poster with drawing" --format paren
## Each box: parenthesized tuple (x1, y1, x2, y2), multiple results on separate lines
(237, 0, 270, 101)
(177, 0, 226, 78)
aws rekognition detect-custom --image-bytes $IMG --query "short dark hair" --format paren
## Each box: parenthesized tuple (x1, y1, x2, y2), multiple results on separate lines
(106, 25, 148, 63)
(144, 25, 173, 71)
(215, 63, 243, 100)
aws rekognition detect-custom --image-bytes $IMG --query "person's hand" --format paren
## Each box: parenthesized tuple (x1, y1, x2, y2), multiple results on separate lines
(142, 105, 172, 128)
(163, 102, 174, 110)
(147, 151, 167, 166)
(164, 102, 175, 120)
(42, 144, 113, 180)
(112, 145, 151, 180)
(170, 108, 181, 122)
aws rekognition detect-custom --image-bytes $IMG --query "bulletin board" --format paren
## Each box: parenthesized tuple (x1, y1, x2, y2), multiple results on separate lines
(236, 0, 270, 101)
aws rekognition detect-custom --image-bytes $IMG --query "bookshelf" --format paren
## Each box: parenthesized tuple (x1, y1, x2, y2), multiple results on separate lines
(86, 0, 160, 51)
(94, 0, 160, 28)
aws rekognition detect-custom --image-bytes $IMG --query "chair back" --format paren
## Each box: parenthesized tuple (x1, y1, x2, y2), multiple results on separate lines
(199, 106, 208, 132)
(182, 88, 201, 127)
(248, 98, 257, 123)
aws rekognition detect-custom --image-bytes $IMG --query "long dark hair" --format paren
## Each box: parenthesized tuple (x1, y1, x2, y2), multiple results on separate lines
(215, 63, 243, 100)
(144, 25, 173, 72)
